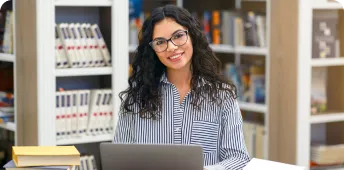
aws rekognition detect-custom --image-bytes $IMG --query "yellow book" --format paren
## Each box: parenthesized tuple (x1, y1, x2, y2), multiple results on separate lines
(12, 146, 80, 167)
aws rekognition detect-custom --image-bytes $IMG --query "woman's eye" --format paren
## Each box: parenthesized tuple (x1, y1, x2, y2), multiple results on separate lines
(156, 41, 165, 45)
(173, 34, 183, 39)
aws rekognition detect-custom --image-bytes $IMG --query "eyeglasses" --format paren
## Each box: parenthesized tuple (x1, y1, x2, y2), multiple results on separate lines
(149, 30, 189, 53)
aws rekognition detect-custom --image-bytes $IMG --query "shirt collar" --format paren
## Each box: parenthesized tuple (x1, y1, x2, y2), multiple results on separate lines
(159, 72, 207, 87)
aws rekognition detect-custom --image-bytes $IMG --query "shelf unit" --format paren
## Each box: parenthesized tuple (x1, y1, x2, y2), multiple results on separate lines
(0, 0, 17, 146)
(15, 0, 128, 147)
(269, 0, 344, 169)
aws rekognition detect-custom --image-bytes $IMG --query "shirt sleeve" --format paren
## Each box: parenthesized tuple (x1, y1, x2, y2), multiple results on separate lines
(204, 96, 251, 170)
(113, 112, 136, 143)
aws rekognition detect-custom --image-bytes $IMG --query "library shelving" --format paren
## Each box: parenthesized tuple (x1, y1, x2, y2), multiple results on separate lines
(54, 67, 113, 77)
(15, 0, 129, 149)
(239, 102, 267, 113)
(54, 0, 112, 7)
(0, 0, 16, 140)
(128, 0, 271, 160)
(185, 0, 271, 160)
(311, 57, 344, 67)
(269, 0, 344, 169)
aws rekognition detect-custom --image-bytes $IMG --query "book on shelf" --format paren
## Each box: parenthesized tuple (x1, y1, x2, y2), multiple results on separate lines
(128, 10, 267, 48)
(2, 10, 13, 54)
(312, 10, 340, 59)
(241, 110, 265, 159)
(0, 91, 14, 125)
(55, 89, 113, 141)
(193, 10, 266, 48)
(223, 62, 265, 104)
(55, 23, 111, 69)
(311, 67, 327, 115)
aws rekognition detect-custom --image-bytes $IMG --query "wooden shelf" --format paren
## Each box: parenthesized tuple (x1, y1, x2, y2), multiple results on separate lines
(311, 57, 344, 67)
(0, 122, 16, 132)
(209, 44, 267, 55)
(54, 0, 112, 6)
(0, 53, 15, 62)
(235, 46, 268, 55)
(55, 67, 112, 77)
(311, 113, 344, 124)
(238, 102, 267, 113)
(209, 44, 235, 53)
(56, 134, 113, 145)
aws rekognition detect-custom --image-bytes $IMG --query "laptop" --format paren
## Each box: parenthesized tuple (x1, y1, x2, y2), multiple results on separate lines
(100, 143, 204, 170)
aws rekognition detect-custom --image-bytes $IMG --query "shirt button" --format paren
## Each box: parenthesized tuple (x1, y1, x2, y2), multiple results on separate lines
(175, 127, 181, 132)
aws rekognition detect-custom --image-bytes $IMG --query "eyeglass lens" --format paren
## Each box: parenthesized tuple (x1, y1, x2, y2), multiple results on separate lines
(151, 31, 188, 52)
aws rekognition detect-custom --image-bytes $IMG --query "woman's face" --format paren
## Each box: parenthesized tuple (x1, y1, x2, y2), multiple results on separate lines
(151, 18, 193, 72)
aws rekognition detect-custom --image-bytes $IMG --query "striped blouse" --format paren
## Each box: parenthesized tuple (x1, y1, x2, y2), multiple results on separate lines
(113, 73, 251, 170)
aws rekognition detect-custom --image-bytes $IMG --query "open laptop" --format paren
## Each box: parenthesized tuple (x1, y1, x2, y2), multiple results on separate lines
(100, 143, 204, 170)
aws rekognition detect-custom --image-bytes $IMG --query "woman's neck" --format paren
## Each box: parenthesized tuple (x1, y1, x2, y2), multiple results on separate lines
(166, 68, 192, 87)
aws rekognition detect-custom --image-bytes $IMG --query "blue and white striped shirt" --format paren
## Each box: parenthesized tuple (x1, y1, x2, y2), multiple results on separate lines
(114, 73, 251, 170)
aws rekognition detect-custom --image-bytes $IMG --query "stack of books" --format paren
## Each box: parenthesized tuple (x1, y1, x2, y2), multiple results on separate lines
(2, 146, 80, 170)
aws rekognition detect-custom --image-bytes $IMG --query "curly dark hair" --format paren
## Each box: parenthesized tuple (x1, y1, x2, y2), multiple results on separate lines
(119, 4, 237, 119)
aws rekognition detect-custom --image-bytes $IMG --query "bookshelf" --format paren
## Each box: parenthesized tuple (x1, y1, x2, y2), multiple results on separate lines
(0, 0, 17, 146)
(269, 0, 344, 169)
(15, 0, 129, 148)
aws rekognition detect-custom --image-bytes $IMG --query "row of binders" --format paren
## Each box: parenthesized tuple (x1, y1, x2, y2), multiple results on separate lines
(56, 89, 113, 140)
(55, 23, 111, 69)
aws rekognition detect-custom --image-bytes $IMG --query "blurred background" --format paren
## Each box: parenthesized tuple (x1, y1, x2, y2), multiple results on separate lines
(0, 0, 343, 169)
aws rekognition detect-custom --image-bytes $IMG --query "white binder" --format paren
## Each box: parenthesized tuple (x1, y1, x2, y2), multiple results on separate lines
(71, 90, 79, 137)
(55, 24, 69, 68)
(91, 24, 111, 66)
(87, 24, 104, 67)
(65, 91, 73, 138)
(68, 23, 86, 68)
(55, 92, 62, 140)
(76, 23, 93, 67)
(88, 90, 102, 135)
(57, 23, 78, 67)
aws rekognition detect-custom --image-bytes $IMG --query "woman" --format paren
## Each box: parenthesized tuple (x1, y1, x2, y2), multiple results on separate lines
(114, 4, 250, 170)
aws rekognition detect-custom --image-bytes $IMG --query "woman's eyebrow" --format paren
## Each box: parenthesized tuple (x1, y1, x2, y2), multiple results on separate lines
(153, 29, 183, 40)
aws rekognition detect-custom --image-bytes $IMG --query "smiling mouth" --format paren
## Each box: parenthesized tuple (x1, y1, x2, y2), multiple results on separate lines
(168, 52, 184, 60)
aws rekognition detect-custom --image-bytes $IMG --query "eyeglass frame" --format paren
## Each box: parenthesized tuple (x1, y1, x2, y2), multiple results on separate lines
(149, 30, 189, 53)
